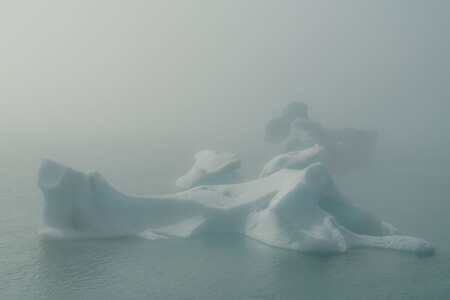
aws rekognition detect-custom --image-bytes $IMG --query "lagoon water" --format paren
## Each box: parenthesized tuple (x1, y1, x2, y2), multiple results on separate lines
(1, 138, 450, 299)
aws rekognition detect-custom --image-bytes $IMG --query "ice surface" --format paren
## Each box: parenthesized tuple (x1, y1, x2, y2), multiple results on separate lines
(279, 118, 324, 153)
(175, 150, 241, 190)
(37, 159, 435, 254)
(259, 145, 325, 177)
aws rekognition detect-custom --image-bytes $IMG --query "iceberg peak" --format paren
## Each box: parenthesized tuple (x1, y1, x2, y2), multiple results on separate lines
(175, 150, 241, 190)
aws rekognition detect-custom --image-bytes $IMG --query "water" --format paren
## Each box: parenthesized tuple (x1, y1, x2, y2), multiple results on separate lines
(1, 139, 450, 299)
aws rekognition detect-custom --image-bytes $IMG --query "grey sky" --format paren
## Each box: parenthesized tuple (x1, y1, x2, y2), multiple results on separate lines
(1, 0, 449, 156)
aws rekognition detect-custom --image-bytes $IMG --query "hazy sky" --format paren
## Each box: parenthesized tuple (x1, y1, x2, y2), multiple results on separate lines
(1, 0, 449, 156)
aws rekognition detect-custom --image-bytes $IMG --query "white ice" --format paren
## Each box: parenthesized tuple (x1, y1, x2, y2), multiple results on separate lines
(37, 159, 435, 254)
(175, 150, 241, 190)
(259, 144, 325, 177)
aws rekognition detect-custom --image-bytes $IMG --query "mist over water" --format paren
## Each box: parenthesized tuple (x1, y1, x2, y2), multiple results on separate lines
(1, 1, 450, 299)
(2, 0, 450, 155)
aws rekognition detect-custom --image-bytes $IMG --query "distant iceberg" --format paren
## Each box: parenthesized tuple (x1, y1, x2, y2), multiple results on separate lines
(266, 102, 378, 166)
(37, 159, 435, 254)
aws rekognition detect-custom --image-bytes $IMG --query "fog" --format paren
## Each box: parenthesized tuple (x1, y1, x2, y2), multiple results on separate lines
(3, 3, 450, 297)
(1, 0, 450, 166)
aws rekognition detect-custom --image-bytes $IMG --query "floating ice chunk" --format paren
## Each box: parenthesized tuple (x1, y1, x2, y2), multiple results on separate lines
(37, 160, 435, 254)
(259, 145, 325, 177)
(175, 150, 241, 190)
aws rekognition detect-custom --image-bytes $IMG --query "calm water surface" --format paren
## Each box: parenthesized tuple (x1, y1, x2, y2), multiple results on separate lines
(1, 140, 449, 299)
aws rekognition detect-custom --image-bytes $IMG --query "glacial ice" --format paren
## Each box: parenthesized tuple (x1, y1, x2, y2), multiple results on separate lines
(175, 150, 241, 190)
(266, 102, 378, 165)
(259, 144, 325, 177)
(37, 159, 435, 254)
(279, 118, 324, 153)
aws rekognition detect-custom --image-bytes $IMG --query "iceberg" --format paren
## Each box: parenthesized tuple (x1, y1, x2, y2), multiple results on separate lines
(265, 102, 310, 143)
(175, 150, 241, 190)
(259, 144, 326, 177)
(266, 102, 378, 165)
(281, 102, 309, 121)
(279, 118, 325, 153)
(37, 159, 435, 254)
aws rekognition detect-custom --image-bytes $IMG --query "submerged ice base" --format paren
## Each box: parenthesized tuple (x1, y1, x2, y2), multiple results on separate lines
(37, 160, 435, 254)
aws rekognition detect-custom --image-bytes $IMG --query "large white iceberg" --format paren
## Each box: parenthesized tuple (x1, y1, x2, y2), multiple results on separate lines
(175, 150, 241, 190)
(37, 159, 435, 254)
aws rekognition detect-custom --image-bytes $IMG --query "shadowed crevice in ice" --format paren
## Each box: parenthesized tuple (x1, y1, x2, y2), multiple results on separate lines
(37, 159, 435, 254)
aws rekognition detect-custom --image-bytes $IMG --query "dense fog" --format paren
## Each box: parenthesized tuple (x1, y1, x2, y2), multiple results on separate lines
(3, 3, 450, 297)
(1, 0, 449, 171)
